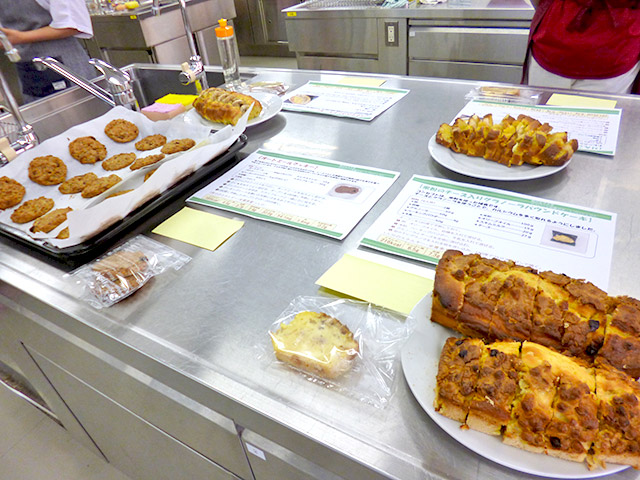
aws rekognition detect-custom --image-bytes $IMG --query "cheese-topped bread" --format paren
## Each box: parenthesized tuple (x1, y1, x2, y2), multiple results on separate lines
(270, 311, 359, 379)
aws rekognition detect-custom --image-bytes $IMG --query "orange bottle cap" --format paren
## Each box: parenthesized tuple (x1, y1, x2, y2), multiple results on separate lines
(215, 18, 234, 38)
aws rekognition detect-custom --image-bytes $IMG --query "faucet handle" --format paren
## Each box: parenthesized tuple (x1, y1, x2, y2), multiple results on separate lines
(89, 58, 132, 93)
(89, 58, 138, 110)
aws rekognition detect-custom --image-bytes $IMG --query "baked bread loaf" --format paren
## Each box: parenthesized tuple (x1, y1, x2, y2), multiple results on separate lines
(432, 250, 639, 377)
(435, 113, 578, 167)
(193, 87, 262, 126)
(434, 338, 634, 468)
(270, 311, 359, 379)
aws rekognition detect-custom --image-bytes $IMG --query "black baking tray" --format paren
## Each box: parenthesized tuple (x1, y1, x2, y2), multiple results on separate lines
(0, 134, 247, 267)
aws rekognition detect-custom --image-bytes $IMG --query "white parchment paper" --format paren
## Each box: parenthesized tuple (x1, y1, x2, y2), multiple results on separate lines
(0, 106, 248, 248)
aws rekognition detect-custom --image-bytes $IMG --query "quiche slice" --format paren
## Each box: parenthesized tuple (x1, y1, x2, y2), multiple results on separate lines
(597, 296, 640, 379)
(466, 340, 521, 435)
(270, 311, 359, 380)
(592, 362, 640, 469)
(434, 337, 485, 423)
(503, 342, 557, 454)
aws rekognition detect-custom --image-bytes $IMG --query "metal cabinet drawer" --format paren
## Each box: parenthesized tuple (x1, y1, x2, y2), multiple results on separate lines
(409, 59, 523, 83)
(286, 18, 378, 55)
(29, 350, 243, 480)
(18, 325, 253, 480)
(409, 26, 528, 65)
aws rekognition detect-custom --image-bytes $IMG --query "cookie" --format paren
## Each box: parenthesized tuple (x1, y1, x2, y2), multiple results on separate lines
(10, 196, 54, 224)
(160, 138, 195, 154)
(143, 169, 157, 182)
(135, 134, 166, 151)
(57, 227, 69, 239)
(130, 153, 165, 171)
(104, 119, 139, 143)
(102, 153, 136, 171)
(59, 172, 99, 194)
(28, 156, 67, 186)
(69, 136, 107, 164)
(30, 207, 72, 233)
(0, 176, 26, 209)
(81, 175, 121, 198)
(106, 189, 133, 198)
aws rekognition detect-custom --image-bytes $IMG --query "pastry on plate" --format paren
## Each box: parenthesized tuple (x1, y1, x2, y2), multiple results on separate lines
(193, 87, 262, 126)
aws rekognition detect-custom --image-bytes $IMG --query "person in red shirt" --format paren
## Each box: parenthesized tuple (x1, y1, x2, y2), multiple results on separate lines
(524, 0, 640, 93)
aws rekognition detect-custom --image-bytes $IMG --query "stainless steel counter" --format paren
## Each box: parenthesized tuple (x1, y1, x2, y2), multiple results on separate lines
(2, 67, 640, 480)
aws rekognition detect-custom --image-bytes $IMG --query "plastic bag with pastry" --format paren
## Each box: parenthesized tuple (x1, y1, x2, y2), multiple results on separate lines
(69, 235, 190, 308)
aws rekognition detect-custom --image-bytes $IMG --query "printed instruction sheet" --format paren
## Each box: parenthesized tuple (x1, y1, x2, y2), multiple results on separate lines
(360, 175, 616, 289)
(281, 81, 410, 121)
(189, 149, 399, 239)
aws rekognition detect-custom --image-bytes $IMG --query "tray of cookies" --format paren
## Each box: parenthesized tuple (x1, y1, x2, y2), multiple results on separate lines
(0, 106, 248, 264)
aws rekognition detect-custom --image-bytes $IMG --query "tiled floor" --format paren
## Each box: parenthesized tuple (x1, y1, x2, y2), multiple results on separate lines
(0, 55, 292, 480)
(0, 383, 132, 480)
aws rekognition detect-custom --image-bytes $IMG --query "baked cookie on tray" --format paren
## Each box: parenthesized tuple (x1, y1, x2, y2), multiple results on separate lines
(143, 169, 157, 182)
(0, 176, 26, 209)
(102, 152, 136, 171)
(81, 174, 122, 198)
(28, 156, 67, 186)
(56, 227, 69, 239)
(135, 134, 166, 151)
(130, 153, 165, 171)
(104, 119, 139, 143)
(69, 136, 107, 164)
(59, 172, 99, 194)
(106, 189, 133, 198)
(30, 207, 72, 233)
(161, 138, 195, 154)
(10, 196, 54, 224)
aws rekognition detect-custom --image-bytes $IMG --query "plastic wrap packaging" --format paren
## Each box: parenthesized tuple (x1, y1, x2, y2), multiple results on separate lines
(246, 81, 290, 96)
(465, 85, 542, 105)
(264, 296, 417, 408)
(70, 235, 190, 308)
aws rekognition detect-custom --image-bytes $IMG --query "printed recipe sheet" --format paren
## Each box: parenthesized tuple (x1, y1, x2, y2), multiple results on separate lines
(189, 150, 399, 239)
(360, 175, 616, 289)
(282, 81, 410, 121)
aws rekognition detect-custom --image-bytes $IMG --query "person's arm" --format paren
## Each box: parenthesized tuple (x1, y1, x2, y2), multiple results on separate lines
(0, 26, 81, 46)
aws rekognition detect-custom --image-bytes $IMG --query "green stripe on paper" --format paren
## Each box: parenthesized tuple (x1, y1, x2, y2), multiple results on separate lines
(307, 81, 408, 94)
(361, 238, 440, 263)
(257, 150, 397, 178)
(412, 178, 612, 220)
(190, 197, 343, 238)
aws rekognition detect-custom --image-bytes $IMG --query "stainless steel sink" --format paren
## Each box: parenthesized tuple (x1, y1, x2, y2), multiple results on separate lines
(0, 64, 225, 143)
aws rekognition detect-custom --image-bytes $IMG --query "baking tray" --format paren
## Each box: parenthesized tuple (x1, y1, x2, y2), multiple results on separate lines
(0, 134, 247, 267)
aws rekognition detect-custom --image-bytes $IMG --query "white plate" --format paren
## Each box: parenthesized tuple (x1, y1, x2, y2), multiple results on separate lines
(185, 91, 283, 129)
(401, 294, 627, 479)
(428, 134, 572, 181)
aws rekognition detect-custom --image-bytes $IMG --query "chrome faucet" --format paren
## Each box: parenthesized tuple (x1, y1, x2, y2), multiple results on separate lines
(0, 28, 38, 166)
(176, 0, 208, 93)
(32, 57, 138, 110)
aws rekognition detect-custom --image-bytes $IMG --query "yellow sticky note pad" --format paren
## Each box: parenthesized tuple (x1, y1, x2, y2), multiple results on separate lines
(337, 76, 387, 87)
(316, 254, 433, 315)
(547, 93, 617, 109)
(152, 207, 243, 251)
(155, 94, 199, 108)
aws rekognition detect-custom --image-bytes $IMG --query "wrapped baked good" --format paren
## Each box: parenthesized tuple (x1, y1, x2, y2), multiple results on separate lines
(270, 311, 360, 379)
(193, 87, 262, 126)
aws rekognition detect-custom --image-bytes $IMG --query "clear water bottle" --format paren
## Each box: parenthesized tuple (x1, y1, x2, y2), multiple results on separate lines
(215, 19, 242, 91)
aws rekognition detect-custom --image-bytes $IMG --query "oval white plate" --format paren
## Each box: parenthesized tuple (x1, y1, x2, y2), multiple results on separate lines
(428, 134, 572, 181)
(185, 91, 283, 129)
(402, 294, 627, 479)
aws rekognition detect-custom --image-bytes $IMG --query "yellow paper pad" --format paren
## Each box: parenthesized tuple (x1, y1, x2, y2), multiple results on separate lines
(547, 93, 617, 109)
(152, 207, 243, 251)
(316, 254, 433, 315)
(155, 94, 199, 108)
(337, 76, 386, 87)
